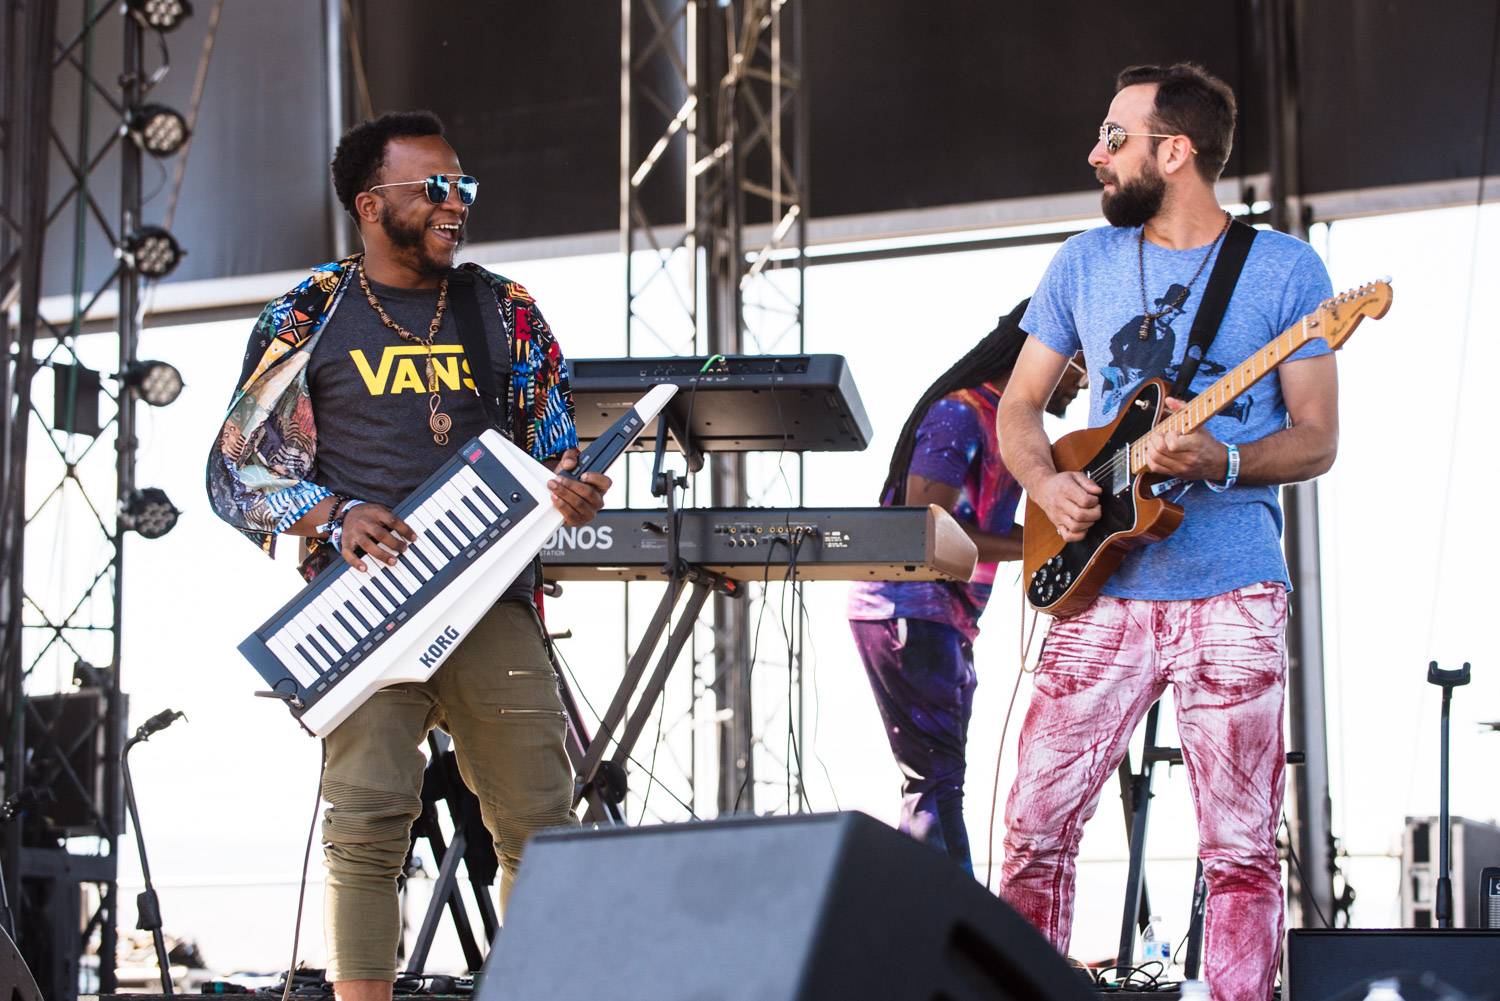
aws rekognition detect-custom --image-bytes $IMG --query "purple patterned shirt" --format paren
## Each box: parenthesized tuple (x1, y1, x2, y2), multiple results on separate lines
(847, 384, 1022, 639)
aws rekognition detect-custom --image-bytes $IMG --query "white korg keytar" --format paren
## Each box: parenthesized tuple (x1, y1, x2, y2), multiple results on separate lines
(239, 385, 677, 737)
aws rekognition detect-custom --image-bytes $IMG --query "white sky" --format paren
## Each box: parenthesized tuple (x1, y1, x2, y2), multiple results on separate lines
(21, 200, 1498, 977)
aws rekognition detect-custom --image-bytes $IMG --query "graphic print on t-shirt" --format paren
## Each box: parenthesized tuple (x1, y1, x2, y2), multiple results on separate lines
(1100, 281, 1248, 425)
(347, 344, 479, 396)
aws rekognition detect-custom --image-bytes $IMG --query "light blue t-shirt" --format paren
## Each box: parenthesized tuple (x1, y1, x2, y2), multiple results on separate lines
(1021, 224, 1333, 600)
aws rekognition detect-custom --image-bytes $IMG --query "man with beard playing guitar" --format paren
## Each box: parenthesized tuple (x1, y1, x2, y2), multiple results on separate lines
(995, 64, 1338, 1001)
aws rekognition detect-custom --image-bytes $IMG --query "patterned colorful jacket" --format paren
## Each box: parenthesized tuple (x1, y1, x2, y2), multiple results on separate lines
(205, 254, 578, 578)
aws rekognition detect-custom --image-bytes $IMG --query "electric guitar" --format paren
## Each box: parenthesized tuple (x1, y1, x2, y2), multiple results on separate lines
(1022, 280, 1392, 617)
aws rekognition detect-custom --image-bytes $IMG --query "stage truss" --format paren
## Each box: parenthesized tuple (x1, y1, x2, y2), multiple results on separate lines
(620, 0, 809, 818)
(1, 2, 182, 997)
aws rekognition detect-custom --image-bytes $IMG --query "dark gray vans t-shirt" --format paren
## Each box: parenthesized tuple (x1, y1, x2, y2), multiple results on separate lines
(307, 274, 535, 603)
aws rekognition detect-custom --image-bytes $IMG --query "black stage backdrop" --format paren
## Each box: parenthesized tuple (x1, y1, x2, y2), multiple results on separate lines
(37, 0, 1500, 292)
(40, 0, 330, 294)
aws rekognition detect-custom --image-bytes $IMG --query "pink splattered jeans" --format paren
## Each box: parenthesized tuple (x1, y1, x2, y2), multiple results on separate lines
(1000, 582, 1288, 1001)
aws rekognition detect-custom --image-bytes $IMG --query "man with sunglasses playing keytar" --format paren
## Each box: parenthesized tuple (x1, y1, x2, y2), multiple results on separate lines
(207, 111, 605, 1001)
(995, 64, 1339, 1001)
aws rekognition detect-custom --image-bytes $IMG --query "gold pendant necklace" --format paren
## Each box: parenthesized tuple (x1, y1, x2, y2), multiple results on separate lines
(358, 258, 452, 445)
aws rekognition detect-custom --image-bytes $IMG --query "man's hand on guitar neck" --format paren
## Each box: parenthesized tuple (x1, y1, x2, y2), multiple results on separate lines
(1143, 397, 1231, 482)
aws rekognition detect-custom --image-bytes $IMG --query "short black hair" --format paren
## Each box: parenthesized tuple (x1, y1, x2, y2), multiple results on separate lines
(330, 110, 445, 216)
(1115, 62, 1237, 182)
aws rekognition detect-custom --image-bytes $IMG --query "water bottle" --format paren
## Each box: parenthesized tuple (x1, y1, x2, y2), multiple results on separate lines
(1361, 979, 1404, 1001)
(1140, 913, 1171, 965)
(1179, 981, 1210, 1000)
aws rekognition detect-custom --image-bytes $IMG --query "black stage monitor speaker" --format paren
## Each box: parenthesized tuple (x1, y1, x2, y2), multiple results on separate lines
(1482, 867, 1500, 929)
(1288, 929, 1500, 1001)
(480, 811, 1091, 1001)
(0, 925, 44, 1001)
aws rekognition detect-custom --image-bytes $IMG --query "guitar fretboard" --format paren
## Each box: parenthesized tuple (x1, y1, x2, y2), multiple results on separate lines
(1126, 315, 1323, 476)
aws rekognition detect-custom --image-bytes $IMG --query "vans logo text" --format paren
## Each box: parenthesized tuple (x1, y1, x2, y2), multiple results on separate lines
(350, 345, 476, 396)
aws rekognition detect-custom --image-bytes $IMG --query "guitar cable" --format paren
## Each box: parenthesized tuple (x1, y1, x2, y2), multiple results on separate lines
(984, 582, 1045, 892)
(281, 743, 328, 1001)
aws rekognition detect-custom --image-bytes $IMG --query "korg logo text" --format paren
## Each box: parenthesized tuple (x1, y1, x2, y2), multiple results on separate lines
(419, 625, 462, 669)
(544, 525, 614, 551)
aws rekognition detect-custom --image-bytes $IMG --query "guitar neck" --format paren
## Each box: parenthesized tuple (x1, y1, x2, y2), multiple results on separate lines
(1127, 316, 1323, 476)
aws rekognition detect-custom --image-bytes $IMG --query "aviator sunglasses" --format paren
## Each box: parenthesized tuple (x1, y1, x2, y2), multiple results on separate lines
(1098, 123, 1198, 156)
(368, 173, 479, 205)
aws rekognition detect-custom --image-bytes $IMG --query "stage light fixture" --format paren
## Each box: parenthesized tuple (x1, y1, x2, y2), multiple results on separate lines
(120, 226, 183, 279)
(122, 488, 179, 540)
(122, 360, 183, 407)
(125, 0, 193, 32)
(127, 105, 190, 157)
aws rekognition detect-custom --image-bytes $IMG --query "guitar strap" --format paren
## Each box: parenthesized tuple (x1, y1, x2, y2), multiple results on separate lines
(447, 268, 512, 438)
(1170, 219, 1257, 401)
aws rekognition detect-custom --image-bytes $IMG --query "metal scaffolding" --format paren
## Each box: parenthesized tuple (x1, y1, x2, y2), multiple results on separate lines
(621, 0, 807, 816)
(1259, 0, 1338, 930)
(2, 2, 173, 996)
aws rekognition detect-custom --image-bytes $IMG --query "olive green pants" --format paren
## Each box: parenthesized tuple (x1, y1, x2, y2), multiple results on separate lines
(320, 600, 576, 982)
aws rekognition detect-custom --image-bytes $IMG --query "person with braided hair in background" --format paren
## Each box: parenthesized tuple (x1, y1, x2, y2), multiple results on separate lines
(846, 301, 1086, 874)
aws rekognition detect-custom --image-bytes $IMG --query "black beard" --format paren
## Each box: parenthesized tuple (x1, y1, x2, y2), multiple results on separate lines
(379, 202, 462, 279)
(1101, 168, 1166, 228)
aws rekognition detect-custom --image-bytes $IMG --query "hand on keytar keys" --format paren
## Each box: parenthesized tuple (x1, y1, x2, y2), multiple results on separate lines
(340, 503, 415, 573)
(1036, 470, 1101, 543)
(549, 448, 612, 527)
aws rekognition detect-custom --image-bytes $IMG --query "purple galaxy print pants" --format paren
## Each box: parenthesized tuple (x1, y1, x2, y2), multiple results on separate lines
(850, 617, 977, 872)
(1000, 582, 1289, 1001)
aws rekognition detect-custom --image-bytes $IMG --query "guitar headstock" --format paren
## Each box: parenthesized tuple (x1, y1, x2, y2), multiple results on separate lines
(1311, 279, 1393, 349)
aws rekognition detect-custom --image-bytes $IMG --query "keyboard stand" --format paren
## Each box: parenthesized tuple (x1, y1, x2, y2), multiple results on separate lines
(568, 418, 740, 822)
(539, 605, 624, 825)
(402, 731, 498, 975)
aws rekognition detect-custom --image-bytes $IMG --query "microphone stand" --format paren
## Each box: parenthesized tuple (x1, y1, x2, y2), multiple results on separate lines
(1426, 661, 1470, 929)
(123, 709, 186, 994)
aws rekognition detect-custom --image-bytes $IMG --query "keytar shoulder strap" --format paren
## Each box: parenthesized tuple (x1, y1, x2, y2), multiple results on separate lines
(446, 267, 512, 436)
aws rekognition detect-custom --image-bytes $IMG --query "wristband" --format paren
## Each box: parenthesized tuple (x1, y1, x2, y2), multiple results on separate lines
(1206, 442, 1239, 493)
(329, 499, 366, 550)
(319, 496, 365, 550)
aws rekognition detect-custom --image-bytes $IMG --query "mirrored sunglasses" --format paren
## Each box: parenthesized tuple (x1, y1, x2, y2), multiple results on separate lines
(1097, 124, 1197, 156)
(368, 173, 479, 206)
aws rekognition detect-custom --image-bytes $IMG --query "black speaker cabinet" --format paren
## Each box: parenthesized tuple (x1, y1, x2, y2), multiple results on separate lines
(480, 811, 1091, 1001)
(1288, 929, 1500, 1001)
(0, 925, 43, 1001)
